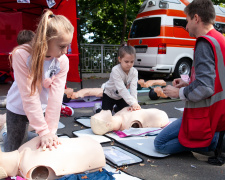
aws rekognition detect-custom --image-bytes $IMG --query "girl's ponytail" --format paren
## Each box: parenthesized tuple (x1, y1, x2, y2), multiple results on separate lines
(30, 10, 53, 95)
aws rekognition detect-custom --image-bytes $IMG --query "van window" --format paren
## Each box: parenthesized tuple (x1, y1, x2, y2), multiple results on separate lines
(173, 18, 190, 38)
(214, 23, 225, 34)
(174, 19, 187, 29)
(129, 17, 161, 38)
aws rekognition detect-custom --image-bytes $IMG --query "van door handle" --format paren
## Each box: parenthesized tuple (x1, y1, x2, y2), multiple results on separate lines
(137, 59, 141, 61)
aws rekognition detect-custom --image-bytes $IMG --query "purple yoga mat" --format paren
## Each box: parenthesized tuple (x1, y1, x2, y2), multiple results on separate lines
(63, 99, 102, 108)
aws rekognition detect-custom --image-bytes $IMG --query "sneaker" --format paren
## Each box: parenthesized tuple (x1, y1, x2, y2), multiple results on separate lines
(61, 105, 74, 117)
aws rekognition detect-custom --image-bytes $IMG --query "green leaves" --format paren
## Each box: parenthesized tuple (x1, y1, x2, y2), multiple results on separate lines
(212, 0, 225, 5)
(78, 0, 143, 44)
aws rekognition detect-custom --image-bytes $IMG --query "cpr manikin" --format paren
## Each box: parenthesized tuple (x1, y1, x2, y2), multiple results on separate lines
(153, 86, 168, 98)
(0, 136, 105, 180)
(138, 79, 167, 98)
(138, 79, 166, 88)
(71, 88, 103, 99)
(91, 107, 169, 135)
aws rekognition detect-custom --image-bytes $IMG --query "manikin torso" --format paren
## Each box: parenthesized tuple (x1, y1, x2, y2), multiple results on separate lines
(0, 136, 105, 180)
(72, 88, 103, 99)
(91, 107, 169, 135)
(138, 79, 166, 88)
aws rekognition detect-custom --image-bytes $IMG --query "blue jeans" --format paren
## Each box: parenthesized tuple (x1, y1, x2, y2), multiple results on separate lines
(154, 118, 219, 154)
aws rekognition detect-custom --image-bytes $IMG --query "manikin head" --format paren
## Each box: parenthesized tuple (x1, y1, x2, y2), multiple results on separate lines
(91, 110, 115, 135)
(91, 107, 169, 135)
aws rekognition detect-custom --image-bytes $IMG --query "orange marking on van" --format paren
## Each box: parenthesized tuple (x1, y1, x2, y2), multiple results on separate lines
(137, 9, 225, 23)
(137, 9, 186, 19)
(137, 9, 167, 18)
(216, 16, 225, 22)
(128, 38, 195, 48)
(160, 26, 192, 38)
(167, 9, 186, 17)
(180, 0, 190, 6)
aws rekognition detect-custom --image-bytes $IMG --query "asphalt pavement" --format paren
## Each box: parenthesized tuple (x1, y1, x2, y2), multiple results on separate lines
(0, 75, 224, 180)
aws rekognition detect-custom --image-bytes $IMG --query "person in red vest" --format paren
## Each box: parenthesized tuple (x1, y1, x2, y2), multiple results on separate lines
(154, 0, 225, 154)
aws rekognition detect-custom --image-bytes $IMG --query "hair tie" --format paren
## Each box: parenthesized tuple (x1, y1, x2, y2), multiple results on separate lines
(49, 14, 55, 18)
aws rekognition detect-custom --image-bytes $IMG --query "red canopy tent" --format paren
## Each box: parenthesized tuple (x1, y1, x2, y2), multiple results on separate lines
(0, 0, 82, 84)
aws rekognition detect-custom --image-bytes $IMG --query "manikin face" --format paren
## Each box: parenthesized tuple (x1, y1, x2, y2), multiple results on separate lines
(186, 14, 197, 38)
(46, 33, 73, 58)
(118, 53, 135, 74)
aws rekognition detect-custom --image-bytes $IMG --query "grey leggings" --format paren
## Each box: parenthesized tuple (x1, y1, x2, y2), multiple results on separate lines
(4, 109, 30, 152)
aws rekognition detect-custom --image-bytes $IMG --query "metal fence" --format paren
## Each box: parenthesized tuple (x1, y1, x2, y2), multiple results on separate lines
(80, 44, 120, 73)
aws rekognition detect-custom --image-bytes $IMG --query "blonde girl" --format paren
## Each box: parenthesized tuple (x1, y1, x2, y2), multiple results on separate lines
(4, 10, 74, 152)
(102, 45, 141, 112)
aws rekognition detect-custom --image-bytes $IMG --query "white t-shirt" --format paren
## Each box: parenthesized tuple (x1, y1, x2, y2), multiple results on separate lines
(104, 64, 138, 106)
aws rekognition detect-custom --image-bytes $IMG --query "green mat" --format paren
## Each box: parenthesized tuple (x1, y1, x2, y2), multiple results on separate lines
(138, 95, 181, 105)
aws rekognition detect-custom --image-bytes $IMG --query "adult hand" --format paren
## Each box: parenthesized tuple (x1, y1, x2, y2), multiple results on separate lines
(163, 85, 179, 98)
(128, 103, 141, 111)
(36, 133, 61, 151)
(172, 78, 188, 88)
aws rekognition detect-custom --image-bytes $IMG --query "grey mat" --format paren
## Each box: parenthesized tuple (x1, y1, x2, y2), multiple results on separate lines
(138, 95, 181, 105)
(105, 133, 169, 158)
(74, 116, 91, 128)
(73, 128, 111, 144)
(58, 121, 65, 129)
(74, 117, 176, 157)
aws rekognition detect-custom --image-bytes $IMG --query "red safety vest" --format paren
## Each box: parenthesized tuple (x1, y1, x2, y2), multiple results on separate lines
(178, 29, 225, 148)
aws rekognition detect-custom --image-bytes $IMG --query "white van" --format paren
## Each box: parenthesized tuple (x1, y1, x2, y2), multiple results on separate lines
(127, 0, 225, 78)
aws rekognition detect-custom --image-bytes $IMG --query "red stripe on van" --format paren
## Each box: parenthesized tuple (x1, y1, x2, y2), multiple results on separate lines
(160, 26, 194, 39)
(216, 16, 225, 22)
(137, 9, 186, 19)
(128, 38, 195, 48)
(180, 0, 190, 6)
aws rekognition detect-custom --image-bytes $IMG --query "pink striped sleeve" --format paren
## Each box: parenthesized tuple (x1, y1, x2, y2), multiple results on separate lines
(13, 48, 50, 137)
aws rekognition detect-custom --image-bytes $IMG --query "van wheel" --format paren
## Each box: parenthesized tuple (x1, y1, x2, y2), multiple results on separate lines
(173, 59, 191, 78)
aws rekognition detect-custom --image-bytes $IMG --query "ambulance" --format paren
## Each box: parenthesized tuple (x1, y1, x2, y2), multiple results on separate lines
(127, 0, 225, 78)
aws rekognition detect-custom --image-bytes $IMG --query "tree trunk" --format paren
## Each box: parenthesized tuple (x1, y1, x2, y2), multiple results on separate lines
(121, 0, 127, 44)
